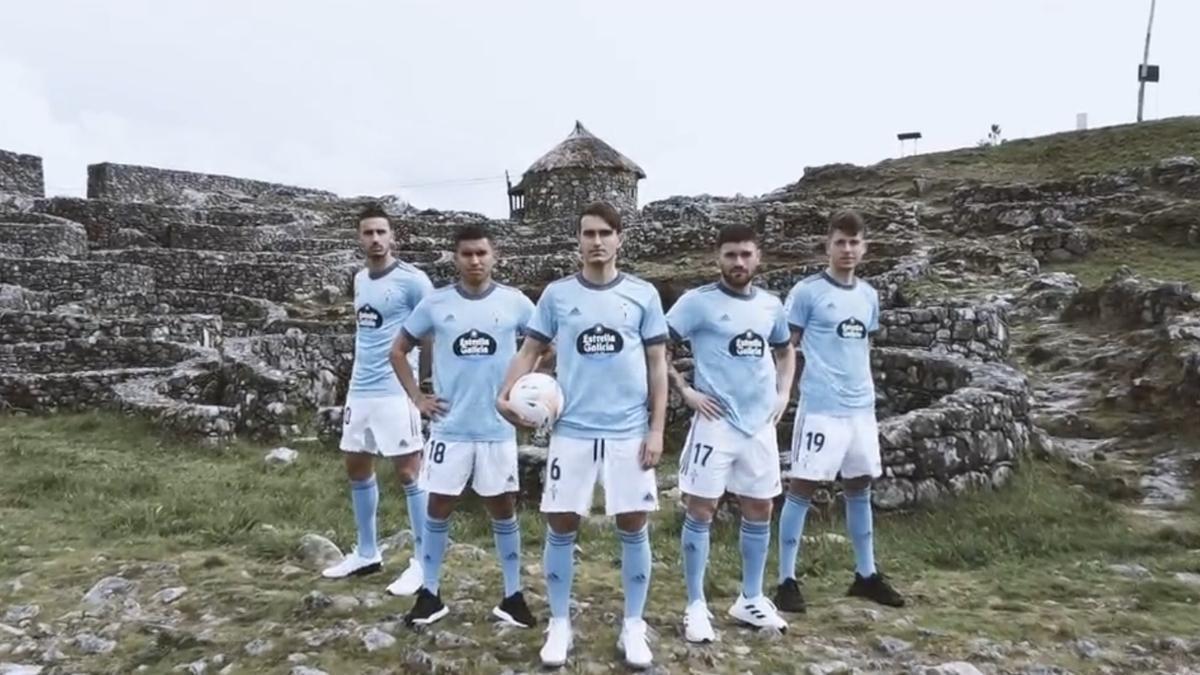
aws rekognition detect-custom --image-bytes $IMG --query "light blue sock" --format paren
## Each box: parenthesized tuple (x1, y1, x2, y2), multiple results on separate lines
(618, 525, 651, 619)
(422, 516, 450, 594)
(845, 488, 877, 577)
(403, 481, 428, 560)
(740, 518, 771, 600)
(681, 515, 711, 604)
(350, 475, 379, 559)
(492, 517, 522, 597)
(544, 528, 576, 618)
(778, 492, 811, 583)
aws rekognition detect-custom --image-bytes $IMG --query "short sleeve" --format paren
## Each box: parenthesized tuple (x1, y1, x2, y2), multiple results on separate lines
(514, 291, 536, 336)
(406, 270, 434, 309)
(664, 291, 696, 342)
(768, 299, 791, 347)
(785, 283, 811, 333)
(525, 285, 557, 344)
(402, 296, 434, 342)
(640, 287, 669, 346)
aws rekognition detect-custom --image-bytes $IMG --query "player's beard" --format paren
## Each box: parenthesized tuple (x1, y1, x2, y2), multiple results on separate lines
(721, 267, 753, 290)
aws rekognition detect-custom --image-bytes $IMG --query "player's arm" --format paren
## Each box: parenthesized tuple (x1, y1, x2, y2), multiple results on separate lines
(642, 341, 668, 469)
(667, 339, 724, 420)
(390, 330, 448, 419)
(495, 336, 552, 428)
(770, 342, 796, 425)
(418, 336, 433, 389)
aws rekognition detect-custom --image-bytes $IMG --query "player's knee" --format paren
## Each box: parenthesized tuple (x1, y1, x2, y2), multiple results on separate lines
(614, 512, 648, 533)
(683, 497, 717, 523)
(788, 478, 819, 499)
(739, 497, 772, 522)
(843, 476, 872, 493)
(483, 494, 516, 520)
(343, 453, 374, 481)
(427, 493, 456, 519)
(546, 513, 580, 535)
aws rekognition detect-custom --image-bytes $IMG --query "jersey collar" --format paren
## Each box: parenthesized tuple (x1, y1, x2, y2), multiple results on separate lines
(821, 271, 857, 290)
(367, 260, 400, 280)
(716, 281, 756, 300)
(455, 281, 497, 300)
(575, 271, 625, 291)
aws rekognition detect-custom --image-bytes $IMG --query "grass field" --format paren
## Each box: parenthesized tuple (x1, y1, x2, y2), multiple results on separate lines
(1, 413, 1198, 673)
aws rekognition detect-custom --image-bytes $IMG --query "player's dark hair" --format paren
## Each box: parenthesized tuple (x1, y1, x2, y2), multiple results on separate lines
(454, 224, 492, 249)
(717, 223, 758, 246)
(828, 210, 867, 238)
(578, 201, 623, 233)
(357, 204, 391, 227)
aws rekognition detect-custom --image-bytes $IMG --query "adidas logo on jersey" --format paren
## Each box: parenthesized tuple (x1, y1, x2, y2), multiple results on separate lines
(568, 307, 582, 316)
(356, 304, 383, 329)
(443, 313, 456, 323)
(837, 317, 867, 339)
(576, 324, 623, 356)
(719, 314, 731, 322)
(452, 329, 497, 357)
(728, 330, 766, 358)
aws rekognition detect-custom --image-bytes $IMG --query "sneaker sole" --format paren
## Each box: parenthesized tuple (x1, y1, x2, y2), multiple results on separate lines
(406, 606, 449, 626)
(684, 633, 715, 644)
(491, 606, 534, 629)
(386, 581, 422, 597)
(617, 641, 653, 670)
(321, 561, 382, 579)
(727, 609, 788, 632)
(540, 644, 571, 669)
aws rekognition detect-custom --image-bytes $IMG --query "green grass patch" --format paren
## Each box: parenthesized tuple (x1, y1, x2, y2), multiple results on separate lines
(1043, 235, 1200, 289)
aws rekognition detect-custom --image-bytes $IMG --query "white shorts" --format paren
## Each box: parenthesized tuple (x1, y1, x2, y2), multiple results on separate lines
(540, 435, 659, 517)
(785, 407, 882, 482)
(339, 395, 423, 457)
(420, 438, 519, 497)
(678, 414, 782, 500)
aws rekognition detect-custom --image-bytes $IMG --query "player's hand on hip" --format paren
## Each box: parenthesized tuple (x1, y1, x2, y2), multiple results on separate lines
(416, 394, 449, 420)
(640, 431, 663, 469)
(682, 386, 724, 420)
(496, 398, 537, 429)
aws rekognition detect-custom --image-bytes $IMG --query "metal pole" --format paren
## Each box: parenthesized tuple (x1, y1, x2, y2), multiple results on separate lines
(1137, 0, 1157, 122)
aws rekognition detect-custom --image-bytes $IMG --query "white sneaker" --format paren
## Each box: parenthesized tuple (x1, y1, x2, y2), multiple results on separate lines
(385, 557, 423, 596)
(728, 593, 788, 631)
(320, 548, 382, 579)
(618, 617, 653, 669)
(539, 617, 573, 668)
(683, 600, 716, 643)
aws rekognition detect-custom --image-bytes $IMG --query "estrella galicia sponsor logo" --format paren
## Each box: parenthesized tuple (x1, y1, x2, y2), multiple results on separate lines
(728, 330, 766, 357)
(357, 304, 382, 329)
(837, 317, 867, 339)
(452, 329, 497, 357)
(576, 324, 623, 356)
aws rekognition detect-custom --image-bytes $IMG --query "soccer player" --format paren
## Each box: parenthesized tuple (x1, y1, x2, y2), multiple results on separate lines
(774, 210, 905, 613)
(321, 205, 433, 599)
(666, 223, 795, 642)
(388, 224, 537, 629)
(496, 201, 669, 670)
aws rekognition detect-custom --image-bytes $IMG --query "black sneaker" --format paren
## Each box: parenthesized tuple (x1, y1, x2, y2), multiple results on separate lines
(492, 591, 537, 628)
(847, 572, 905, 608)
(773, 577, 807, 614)
(404, 587, 449, 627)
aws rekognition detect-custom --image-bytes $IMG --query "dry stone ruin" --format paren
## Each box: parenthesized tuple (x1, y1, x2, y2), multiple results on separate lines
(0, 124, 1049, 511)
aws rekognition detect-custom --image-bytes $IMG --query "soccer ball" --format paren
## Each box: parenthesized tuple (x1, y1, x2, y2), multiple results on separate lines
(508, 373, 564, 429)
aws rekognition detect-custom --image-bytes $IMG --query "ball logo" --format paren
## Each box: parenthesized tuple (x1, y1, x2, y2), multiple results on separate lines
(837, 317, 867, 339)
(728, 330, 766, 358)
(576, 323, 623, 356)
(453, 329, 497, 357)
(357, 304, 382, 329)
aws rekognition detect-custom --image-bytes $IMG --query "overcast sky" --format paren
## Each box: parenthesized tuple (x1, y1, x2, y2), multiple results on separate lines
(2, 1, 1196, 218)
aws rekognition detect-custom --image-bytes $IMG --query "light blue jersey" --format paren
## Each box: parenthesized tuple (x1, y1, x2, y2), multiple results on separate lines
(784, 272, 880, 414)
(526, 273, 668, 438)
(348, 261, 434, 398)
(666, 282, 790, 436)
(403, 282, 535, 442)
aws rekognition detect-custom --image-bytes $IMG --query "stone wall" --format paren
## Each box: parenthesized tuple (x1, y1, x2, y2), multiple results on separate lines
(0, 310, 222, 347)
(0, 222, 89, 258)
(165, 222, 303, 252)
(36, 197, 196, 248)
(1, 367, 172, 412)
(0, 148, 44, 197)
(520, 168, 639, 224)
(89, 249, 355, 302)
(223, 332, 354, 409)
(0, 258, 156, 297)
(0, 337, 203, 374)
(87, 162, 336, 204)
(875, 304, 1009, 361)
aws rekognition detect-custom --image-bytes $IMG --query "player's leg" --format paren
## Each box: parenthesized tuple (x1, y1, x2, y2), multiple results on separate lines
(725, 421, 786, 630)
(775, 410, 853, 612)
(840, 413, 904, 607)
(323, 399, 383, 579)
(538, 435, 598, 667)
(381, 399, 428, 597)
(677, 414, 736, 643)
(476, 440, 535, 628)
(403, 437, 473, 625)
(603, 437, 658, 668)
